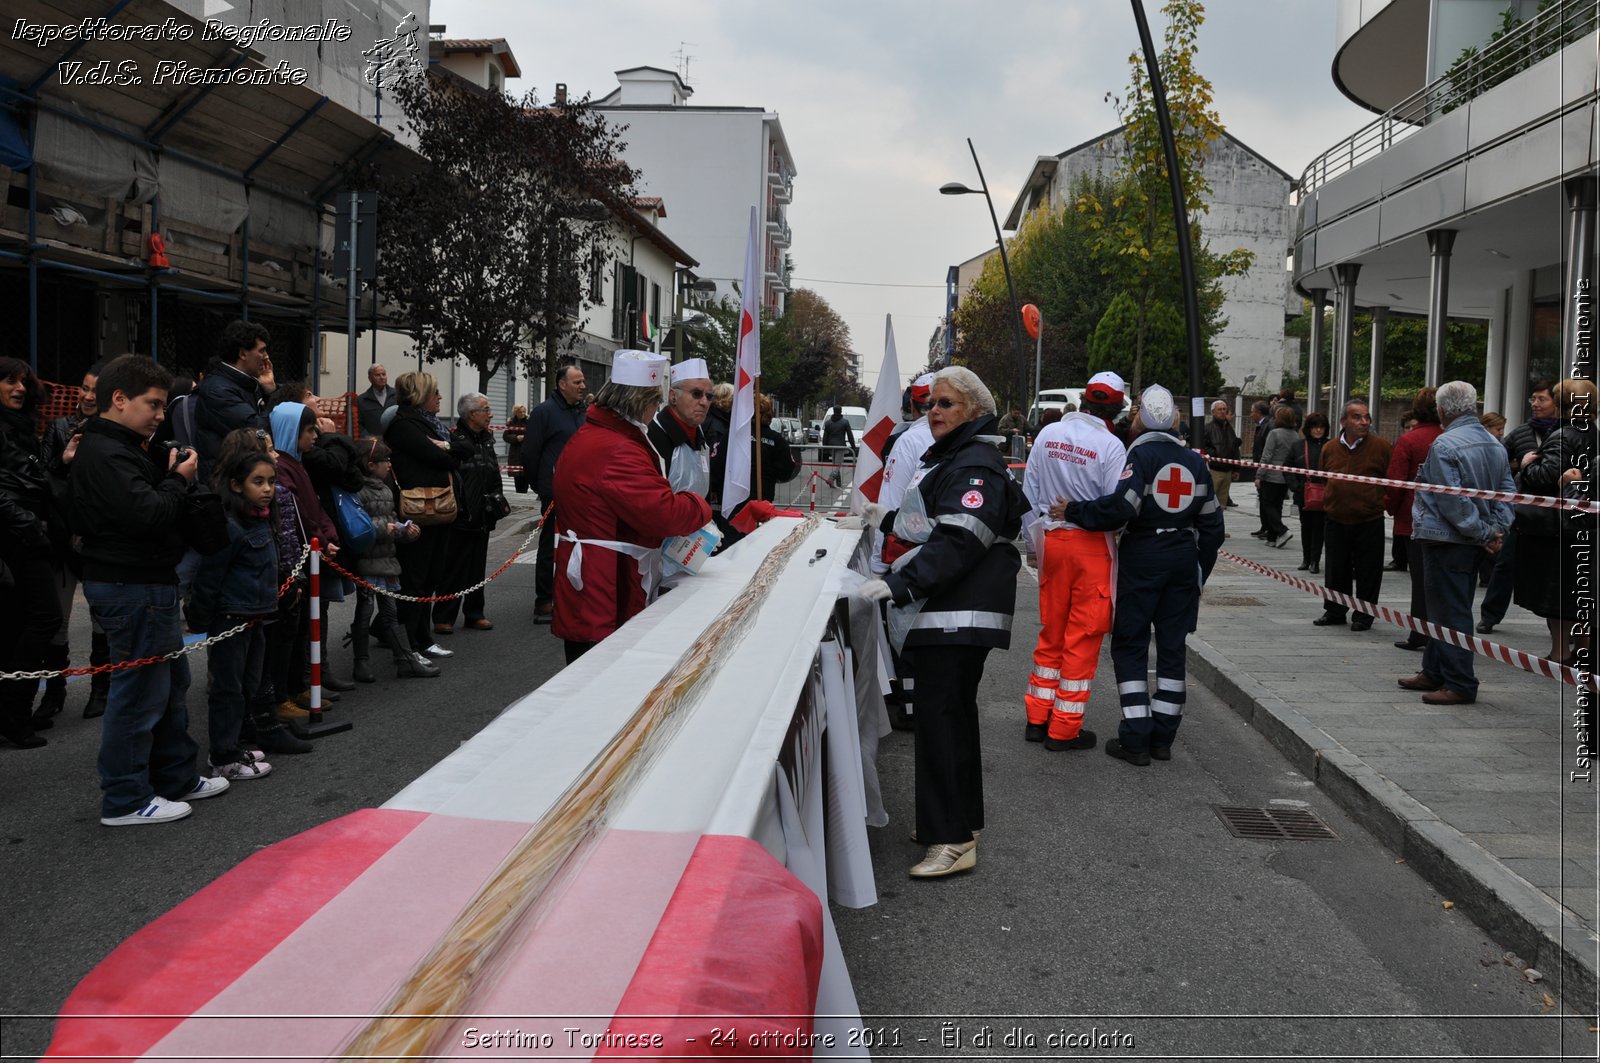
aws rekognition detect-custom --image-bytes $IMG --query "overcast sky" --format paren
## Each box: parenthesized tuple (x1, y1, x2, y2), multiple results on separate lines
(432, 0, 1375, 392)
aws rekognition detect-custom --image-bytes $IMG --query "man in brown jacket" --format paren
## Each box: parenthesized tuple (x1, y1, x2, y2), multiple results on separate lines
(1312, 400, 1393, 632)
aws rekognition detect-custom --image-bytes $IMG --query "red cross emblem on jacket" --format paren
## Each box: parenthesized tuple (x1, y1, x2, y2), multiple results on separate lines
(1152, 463, 1195, 512)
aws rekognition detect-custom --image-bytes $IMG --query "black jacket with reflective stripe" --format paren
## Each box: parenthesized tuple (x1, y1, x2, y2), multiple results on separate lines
(880, 414, 1025, 650)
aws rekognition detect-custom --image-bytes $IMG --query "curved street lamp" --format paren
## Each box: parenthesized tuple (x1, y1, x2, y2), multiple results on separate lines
(941, 138, 1028, 416)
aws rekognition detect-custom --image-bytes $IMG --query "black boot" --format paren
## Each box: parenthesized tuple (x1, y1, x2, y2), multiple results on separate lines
(33, 645, 69, 724)
(84, 632, 109, 719)
(392, 628, 440, 678)
(246, 702, 314, 754)
(1, 692, 45, 748)
(350, 615, 375, 683)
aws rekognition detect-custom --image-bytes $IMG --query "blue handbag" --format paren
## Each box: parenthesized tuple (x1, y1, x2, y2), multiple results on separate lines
(330, 485, 377, 556)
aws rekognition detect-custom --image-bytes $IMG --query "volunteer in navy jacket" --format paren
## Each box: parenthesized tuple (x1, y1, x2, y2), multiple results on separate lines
(1063, 384, 1224, 767)
(857, 366, 1026, 879)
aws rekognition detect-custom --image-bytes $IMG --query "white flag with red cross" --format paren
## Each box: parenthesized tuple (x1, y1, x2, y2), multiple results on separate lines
(722, 206, 762, 518)
(849, 315, 902, 511)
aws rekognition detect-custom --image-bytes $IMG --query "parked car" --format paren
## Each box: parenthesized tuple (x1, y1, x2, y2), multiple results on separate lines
(806, 420, 823, 444)
(773, 417, 804, 445)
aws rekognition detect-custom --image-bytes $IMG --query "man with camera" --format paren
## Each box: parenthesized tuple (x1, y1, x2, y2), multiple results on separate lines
(71, 355, 231, 826)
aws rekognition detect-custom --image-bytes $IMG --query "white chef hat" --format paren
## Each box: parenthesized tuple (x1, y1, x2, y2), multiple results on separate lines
(1139, 384, 1176, 431)
(671, 358, 711, 384)
(611, 349, 669, 387)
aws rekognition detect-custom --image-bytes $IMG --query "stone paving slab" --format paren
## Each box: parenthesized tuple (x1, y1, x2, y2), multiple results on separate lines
(1189, 483, 1598, 1007)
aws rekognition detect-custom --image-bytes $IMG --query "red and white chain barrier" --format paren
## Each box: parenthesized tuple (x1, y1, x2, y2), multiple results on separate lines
(1217, 548, 1599, 693)
(0, 543, 313, 682)
(317, 523, 543, 604)
(1209, 456, 1598, 513)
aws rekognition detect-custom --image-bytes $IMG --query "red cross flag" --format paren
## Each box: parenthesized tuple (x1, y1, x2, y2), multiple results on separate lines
(722, 206, 763, 517)
(849, 314, 902, 511)
(1152, 462, 1197, 512)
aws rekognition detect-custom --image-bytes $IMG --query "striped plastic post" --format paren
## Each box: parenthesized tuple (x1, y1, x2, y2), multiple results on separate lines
(809, 470, 817, 512)
(309, 538, 322, 723)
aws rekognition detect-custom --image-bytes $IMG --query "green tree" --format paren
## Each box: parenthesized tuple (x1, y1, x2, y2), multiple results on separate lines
(1088, 290, 1222, 394)
(374, 73, 636, 391)
(1082, 0, 1252, 393)
(953, 173, 1125, 403)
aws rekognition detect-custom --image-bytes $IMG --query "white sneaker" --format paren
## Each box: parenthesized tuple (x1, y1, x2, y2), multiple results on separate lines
(1272, 531, 1295, 549)
(101, 796, 193, 827)
(181, 775, 231, 801)
(212, 757, 273, 781)
(422, 643, 454, 658)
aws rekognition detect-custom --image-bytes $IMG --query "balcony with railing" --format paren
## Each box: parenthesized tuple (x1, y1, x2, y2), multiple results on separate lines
(1302, 0, 1597, 196)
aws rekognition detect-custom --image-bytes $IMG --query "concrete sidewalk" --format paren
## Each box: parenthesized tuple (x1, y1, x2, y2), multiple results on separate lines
(1190, 481, 1598, 1008)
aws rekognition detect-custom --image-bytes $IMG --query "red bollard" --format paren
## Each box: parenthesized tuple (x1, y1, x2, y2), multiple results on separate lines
(299, 538, 351, 739)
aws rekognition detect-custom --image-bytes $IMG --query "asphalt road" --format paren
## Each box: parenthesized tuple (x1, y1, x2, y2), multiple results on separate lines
(0, 518, 567, 1059)
(833, 569, 1597, 1060)
(2, 526, 1594, 1061)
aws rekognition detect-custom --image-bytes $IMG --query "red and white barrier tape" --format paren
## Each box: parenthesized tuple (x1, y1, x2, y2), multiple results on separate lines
(1210, 456, 1597, 513)
(1217, 548, 1598, 692)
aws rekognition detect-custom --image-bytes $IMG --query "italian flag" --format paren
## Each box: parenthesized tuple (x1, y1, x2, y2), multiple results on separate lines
(641, 306, 656, 345)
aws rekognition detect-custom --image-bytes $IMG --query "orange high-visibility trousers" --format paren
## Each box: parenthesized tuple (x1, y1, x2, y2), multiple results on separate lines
(1026, 528, 1114, 740)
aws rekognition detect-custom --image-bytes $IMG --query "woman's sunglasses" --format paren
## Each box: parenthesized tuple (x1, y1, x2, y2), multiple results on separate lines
(932, 397, 963, 409)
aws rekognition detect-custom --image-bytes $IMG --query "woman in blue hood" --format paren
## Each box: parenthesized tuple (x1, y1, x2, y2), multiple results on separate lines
(267, 401, 339, 720)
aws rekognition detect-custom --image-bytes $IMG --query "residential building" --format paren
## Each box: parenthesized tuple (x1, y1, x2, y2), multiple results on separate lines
(1292, 0, 1597, 425)
(594, 67, 796, 315)
(1001, 126, 1298, 391)
(0, 0, 426, 386)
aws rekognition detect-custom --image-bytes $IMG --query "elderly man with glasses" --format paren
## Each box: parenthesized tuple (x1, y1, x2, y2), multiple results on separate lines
(432, 392, 508, 635)
(647, 358, 715, 499)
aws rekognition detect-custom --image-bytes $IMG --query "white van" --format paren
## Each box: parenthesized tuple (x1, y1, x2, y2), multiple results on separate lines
(1029, 387, 1129, 426)
(838, 406, 868, 435)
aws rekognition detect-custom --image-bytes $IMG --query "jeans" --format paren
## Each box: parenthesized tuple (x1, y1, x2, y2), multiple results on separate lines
(84, 581, 199, 817)
(206, 621, 264, 763)
(1480, 524, 1517, 625)
(1420, 541, 1481, 697)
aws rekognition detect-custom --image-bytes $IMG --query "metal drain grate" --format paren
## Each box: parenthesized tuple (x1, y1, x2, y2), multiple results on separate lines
(1213, 805, 1339, 841)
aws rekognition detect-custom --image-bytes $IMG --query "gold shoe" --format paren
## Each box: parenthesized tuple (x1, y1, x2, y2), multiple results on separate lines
(274, 701, 310, 722)
(909, 841, 976, 878)
(909, 828, 981, 843)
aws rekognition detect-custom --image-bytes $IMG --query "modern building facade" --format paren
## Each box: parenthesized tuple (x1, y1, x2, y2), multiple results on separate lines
(1002, 126, 1298, 391)
(1293, 0, 1597, 425)
(595, 67, 795, 316)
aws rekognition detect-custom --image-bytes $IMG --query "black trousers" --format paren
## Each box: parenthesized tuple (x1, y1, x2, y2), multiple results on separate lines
(1258, 481, 1289, 539)
(1298, 507, 1326, 567)
(1323, 517, 1385, 622)
(395, 523, 451, 650)
(535, 496, 557, 609)
(432, 527, 490, 626)
(904, 644, 988, 846)
(0, 545, 65, 727)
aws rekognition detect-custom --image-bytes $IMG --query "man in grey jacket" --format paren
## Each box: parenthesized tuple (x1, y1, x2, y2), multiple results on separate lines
(1398, 381, 1515, 706)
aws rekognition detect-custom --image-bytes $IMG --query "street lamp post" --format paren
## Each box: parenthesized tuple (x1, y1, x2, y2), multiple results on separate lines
(941, 137, 1027, 414)
(672, 268, 717, 363)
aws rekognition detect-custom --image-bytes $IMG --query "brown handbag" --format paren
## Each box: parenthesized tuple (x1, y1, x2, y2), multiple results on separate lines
(394, 466, 458, 527)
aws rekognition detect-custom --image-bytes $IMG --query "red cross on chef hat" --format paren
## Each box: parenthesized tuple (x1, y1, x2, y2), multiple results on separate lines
(1139, 384, 1176, 431)
(612, 349, 669, 386)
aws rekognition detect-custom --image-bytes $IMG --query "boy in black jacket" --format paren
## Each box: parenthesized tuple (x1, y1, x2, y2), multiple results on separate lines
(71, 356, 231, 826)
